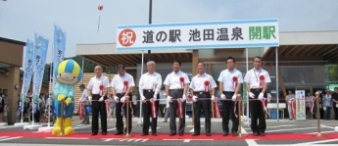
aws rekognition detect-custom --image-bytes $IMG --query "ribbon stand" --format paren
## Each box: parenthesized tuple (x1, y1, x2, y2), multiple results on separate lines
(125, 96, 131, 137)
(315, 97, 321, 137)
(59, 101, 65, 136)
(237, 95, 245, 137)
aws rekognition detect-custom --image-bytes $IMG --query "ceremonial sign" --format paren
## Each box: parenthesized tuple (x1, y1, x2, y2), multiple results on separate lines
(295, 90, 306, 121)
(116, 19, 279, 51)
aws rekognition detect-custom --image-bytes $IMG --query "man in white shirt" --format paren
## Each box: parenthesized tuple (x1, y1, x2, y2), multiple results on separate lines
(87, 65, 110, 136)
(189, 62, 217, 136)
(163, 60, 190, 136)
(217, 57, 243, 136)
(79, 84, 89, 124)
(110, 64, 135, 135)
(139, 61, 162, 136)
(244, 56, 271, 136)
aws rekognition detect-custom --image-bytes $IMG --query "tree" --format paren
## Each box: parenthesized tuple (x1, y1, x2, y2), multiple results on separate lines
(328, 64, 338, 82)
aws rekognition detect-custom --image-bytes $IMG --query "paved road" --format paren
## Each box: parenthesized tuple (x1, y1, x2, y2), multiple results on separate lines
(0, 118, 338, 146)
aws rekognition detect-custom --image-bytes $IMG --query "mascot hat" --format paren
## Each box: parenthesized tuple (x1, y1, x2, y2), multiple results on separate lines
(55, 59, 82, 84)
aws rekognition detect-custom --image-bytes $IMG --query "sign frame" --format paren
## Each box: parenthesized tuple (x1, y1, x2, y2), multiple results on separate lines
(116, 18, 279, 51)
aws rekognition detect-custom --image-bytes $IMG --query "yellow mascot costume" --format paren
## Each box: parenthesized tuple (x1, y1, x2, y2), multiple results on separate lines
(52, 59, 82, 136)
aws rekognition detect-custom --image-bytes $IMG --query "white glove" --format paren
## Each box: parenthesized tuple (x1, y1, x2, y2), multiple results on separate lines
(232, 94, 237, 101)
(249, 92, 255, 98)
(258, 92, 264, 100)
(181, 95, 186, 101)
(99, 96, 104, 101)
(192, 95, 198, 102)
(120, 97, 126, 103)
(167, 96, 173, 102)
(211, 95, 215, 101)
(220, 94, 226, 99)
(88, 96, 92, 101)
(141, 96, 146, 102)
(114, 96, 119, 103)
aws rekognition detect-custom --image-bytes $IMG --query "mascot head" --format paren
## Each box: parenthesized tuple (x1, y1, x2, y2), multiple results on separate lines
(56, 59, 82, 85)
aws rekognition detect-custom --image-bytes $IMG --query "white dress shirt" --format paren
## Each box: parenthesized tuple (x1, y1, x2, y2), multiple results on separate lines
(87, 75, 110, 94)
(139, 72, 162, 96)
(189, 73, 217, 92)
(244, 68, 271, 89)
(110, 73, 135, 93)
(163, 70, 190, 89)
(217, 69, 243, 92)
(79, 89, 88, 102)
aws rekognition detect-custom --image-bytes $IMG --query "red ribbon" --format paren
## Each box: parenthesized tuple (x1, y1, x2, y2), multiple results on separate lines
(234, 101, 238, 118)
(179, 77, 184, 88)
(214, 100, 221, 118)
(259, 75, 264, 87)
(123, 81, 128, 92)
(79, 102, 83, 120)
(150, 98, 156, 118)
(99, 85, 104, 96)
(177, 98, 183, 119)
(311, 97, 317, 114)
(232, 76, 238, 89)
(289, 99, 296, 119)
(105, 100, 110, 119)
(204, 81, 210, 92)
(261, 98, 270, 117)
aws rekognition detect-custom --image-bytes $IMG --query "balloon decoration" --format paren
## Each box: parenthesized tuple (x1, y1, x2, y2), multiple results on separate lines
(97, 4, 103, 32)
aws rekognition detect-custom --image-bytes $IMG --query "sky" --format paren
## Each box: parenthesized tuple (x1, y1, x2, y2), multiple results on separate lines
(0, 0, 337, 63)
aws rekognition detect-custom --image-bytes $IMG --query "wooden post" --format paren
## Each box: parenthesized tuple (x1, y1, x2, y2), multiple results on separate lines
(316, 97, 321, 137)
(191, 50, 198, 125)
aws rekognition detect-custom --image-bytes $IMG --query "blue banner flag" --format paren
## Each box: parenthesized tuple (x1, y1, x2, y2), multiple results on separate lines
(32, 34, 49, 113)
(20, 39, 34, 112)
(52, 25, 66, 90)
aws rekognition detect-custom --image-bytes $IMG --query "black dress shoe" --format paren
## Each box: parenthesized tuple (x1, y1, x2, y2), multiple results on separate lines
(232, 132, 238, 136)
(142, 133, 149, 136)
(92, 132, 98, 136)
(253, 132, 259, 136)
(260, 132, 265, 136)
(179, 133, 184, 136)
(192, 133, 199, 136)
(169, 133, 176, 136)
(101, 132, 107, 135)
(206, 133, 211, 136)
(223, 132, 229, 136)
(152, 133, 157, 136)
(115, 132, 123, 135)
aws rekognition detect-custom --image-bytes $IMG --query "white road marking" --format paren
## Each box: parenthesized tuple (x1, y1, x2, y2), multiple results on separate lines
(291, 138, 338, 145)
(183, 139, 190, 142)
(264, 127, 317, 133)
(148, 127, 160, 132)
(107, 128, 116, 131)
(102, 138, 122, 142)
(245, 139, 258, 145)
(163, 139, 213, 142)
(267, 124, 296, 129)
(45, 137, 88, 140)
(189, 128, 194, 133)
(0, 136, 22, 141)
(320, 124, 335, 129)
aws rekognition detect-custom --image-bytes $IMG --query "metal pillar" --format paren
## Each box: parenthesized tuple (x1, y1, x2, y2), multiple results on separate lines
(275, 47, 279, 121)
(147, 0, 152, 61)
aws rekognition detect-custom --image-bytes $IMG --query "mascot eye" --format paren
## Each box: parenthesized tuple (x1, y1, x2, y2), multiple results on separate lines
(73, 76, 76, 79)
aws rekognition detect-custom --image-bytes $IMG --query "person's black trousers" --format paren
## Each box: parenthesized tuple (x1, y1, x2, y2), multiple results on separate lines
(193, 92, 211, 135)
(249, 89, 266, 134)
(169, 89, 185, 135)
(115, 93, 133, 133)
(91, 94, 107, 133)
(221, 91, 239, 134)
(142, 90, 159, 134)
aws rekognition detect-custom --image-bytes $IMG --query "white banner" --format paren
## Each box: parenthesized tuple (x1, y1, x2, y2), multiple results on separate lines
(295, 90, 306, 120)
(116, 19, 279, 51)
